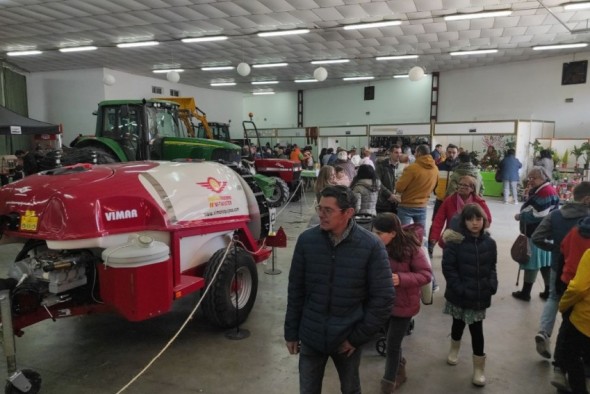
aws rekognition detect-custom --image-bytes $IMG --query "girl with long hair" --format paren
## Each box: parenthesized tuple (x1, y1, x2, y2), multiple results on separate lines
(373, 213, 432, 393)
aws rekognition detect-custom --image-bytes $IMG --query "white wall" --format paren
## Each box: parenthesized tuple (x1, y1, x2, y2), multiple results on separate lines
(27, 69, 105, 144)
(242, 92, 298, 128)
(26, 53, 590, 144)
(27, 68, 245, 143)
(243, 77, 432, 128)
(438, 54, 590, 137)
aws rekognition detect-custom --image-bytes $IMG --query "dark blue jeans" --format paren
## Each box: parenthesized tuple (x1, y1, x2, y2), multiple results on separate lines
(299, 342, 362, 394)
(383, 316, 412, 381)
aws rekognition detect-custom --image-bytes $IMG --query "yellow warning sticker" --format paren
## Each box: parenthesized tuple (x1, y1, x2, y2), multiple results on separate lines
(20, 210, 38, 232)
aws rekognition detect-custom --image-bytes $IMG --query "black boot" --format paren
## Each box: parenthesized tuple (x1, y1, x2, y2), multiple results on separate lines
(540, 267, 551, 300)
(512, 282, 532, 301)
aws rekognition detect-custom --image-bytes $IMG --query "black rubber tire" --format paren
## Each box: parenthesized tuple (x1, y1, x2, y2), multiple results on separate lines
(289, 180, 303, 202)
(5, 369, 41, 394)
(202, 247, 258, 328)
(376, 337, 386, 357)
(266, 177, 290, 208)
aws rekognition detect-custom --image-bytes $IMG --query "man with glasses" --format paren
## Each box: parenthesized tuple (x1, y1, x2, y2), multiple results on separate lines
(285, 185, 395, 393)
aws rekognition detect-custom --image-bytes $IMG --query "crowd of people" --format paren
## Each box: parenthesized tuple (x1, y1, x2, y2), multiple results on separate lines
(284, 142, 590, 394)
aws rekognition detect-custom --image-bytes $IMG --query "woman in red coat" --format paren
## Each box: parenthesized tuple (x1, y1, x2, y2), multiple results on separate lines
(429, 175, 492, 250)
(373, 213, 432, 394)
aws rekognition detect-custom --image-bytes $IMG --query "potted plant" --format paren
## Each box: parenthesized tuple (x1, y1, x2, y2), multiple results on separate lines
(571, 145, 585, 168)
(551, 150, 561, 168)
(561, 149, 569, 168)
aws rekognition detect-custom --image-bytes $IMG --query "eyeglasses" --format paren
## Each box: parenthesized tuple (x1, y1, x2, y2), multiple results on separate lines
(457, 183, 473, 188)
(315, 206, 347, 216)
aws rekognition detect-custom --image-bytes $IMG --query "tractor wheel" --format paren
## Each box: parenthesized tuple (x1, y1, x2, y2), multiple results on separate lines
(266, 177, 290, 208)
(5, 369, 41, 394)
(202, 247, 258, 328)
(289, 180, 303, 202)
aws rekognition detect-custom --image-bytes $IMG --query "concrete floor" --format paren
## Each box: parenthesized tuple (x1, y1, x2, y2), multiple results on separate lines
(0, 192, 567, 393)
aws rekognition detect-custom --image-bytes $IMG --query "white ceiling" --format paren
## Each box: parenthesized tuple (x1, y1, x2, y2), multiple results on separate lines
(1, 0, 590, 93)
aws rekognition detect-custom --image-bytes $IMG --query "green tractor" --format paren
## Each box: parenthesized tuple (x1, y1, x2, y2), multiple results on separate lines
(67, 99, 276, 199)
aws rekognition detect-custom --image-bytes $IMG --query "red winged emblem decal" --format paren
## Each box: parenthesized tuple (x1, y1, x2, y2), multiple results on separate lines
(197, 177, 227, 193)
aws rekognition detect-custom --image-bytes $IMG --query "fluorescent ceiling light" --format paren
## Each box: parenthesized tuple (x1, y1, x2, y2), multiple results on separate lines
(343, 76, 375, 81)
(258, 29, 310, 37)
(533, 43, 588, 50)
(311, 59, 350, 64)
(343, 20, 402, 30)
(252, 62, 288, 68)
(450, 49, 498, 56)
(59, 46, 97, 53)
(251, 81, 279, 85)
(153, 69, 184, 73)
(376, 55, 419, 61)
(253, 91, 275, 95)
(444, 10, 512, 21)
(393, 74, 429, 79)
(564, 2, 590, 10)
(294, 79, 318, 83)
(201, 66, 235, 71)
(210, 82, 236, 87)
(181, 36, 228, 43)
(117, 41, 159, 48)
(6, 50, 42, 56)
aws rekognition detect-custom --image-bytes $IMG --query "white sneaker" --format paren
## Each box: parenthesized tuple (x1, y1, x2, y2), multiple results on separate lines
(535, 331, 551, 359)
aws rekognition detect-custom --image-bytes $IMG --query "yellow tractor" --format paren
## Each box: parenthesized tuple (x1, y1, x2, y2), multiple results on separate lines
(158, 97, 231, 141)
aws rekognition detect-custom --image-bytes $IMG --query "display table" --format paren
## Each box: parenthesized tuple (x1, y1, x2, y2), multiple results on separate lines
(480, 171, 503, 197)
(301, 169, 319, 191)
(301, 169, 319, 179)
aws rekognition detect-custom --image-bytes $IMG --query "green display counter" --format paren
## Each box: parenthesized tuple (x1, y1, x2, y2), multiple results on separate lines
(481, 171, 503, 197)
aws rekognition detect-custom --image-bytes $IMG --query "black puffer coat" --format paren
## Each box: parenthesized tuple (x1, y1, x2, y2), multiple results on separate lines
(284, 222, 395, 354)
(442, 229, 498, 310)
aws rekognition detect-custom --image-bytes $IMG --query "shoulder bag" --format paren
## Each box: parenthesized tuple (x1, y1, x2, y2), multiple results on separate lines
(510, 233, 530, 265)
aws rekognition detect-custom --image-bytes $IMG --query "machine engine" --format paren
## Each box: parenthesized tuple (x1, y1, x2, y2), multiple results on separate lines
(7, 250, 96, 315)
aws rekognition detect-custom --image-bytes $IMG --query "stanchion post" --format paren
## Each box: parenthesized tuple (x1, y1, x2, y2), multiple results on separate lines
(264, 246, 281, 275)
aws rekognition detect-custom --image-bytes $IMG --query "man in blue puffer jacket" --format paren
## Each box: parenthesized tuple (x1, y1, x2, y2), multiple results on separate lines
(285, 185, 395, 394)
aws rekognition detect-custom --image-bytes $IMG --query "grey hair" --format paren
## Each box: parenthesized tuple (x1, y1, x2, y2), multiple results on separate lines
(529, 166, 551, 182)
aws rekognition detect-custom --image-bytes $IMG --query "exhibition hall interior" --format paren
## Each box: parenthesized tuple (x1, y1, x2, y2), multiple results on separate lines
(1, 1, 590, 393)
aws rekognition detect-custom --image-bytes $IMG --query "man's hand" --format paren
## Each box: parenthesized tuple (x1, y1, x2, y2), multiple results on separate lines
(388, 194, 401, 203)
(392, 273, 400, 286)
(338, 340, 356, 357)
(286, 341, 300, 355)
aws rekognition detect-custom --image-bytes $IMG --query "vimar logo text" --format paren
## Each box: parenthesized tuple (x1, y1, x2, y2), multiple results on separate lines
(105, 209, 138, 221)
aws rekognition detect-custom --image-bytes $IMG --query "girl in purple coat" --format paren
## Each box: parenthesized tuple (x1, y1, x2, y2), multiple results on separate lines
(373, 213, 432, 394)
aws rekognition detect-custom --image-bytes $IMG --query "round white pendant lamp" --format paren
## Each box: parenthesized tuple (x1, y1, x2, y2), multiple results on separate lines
(167, 70, 180, 83)
(237, 62, 251, 76)
(103, 74, 116, 86)
(313, 66, 328, 81)
(408, 66, 425, 81)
